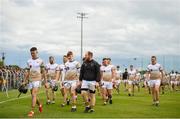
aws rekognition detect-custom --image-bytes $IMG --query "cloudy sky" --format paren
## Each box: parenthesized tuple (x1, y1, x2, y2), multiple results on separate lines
(0, 0, 180, 70)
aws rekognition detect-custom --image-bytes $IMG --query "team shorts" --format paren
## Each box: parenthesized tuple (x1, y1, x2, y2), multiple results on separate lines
(148, 79, 161, 88)
(63, 80, 77, 89)
(81, 80, 96, 92)
(28, 81, 41, 89)
(101, 80, 113, 89)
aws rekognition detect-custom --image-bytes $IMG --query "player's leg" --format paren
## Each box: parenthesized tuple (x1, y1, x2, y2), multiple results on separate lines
(89, 91, 96, 112)
(128, 80, 132, 96)
(51, 90, 55, 104)
(61, 87, 68, 107)
(154, 80, 160, 106)
(132, 82, 135, 96)
(50, 80, 56, 104)
(116, 81, 120, 94)
(107, 82, 113, 104)
(102, 87, 108, 105)
(45, 82, 51, 104)
(81, 80, 90, 112)
(124, 80, 128, 91)
(137, 81, 140, 92)
(70, 82, 77, 112)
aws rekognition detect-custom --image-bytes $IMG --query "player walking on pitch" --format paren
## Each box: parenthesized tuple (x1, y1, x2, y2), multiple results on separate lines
(24, 47, 45, 117)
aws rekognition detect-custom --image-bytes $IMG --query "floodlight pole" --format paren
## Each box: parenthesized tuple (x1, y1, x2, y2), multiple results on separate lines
(77, 12, 88, 64)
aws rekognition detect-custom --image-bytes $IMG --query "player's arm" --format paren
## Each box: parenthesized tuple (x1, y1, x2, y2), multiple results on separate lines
(98, 65, 104, 86)
(160, 70, 164, 80)
(127, 72, 130, 80)
(23, 68, 30, 85)
(76, 62, 81, 78)
(111, 67, 116, 81)
(100, 68, 103, 81)
(134, 72, 137, 79)
(79, 63, 84, 86)
(40, 62, 47, 83)
(55, 66, 60, 81)
(159, 65, 164, 80)
(146, 71, 150, 80)
(59, 70, 62, 81)
(95, 63, 101, 82)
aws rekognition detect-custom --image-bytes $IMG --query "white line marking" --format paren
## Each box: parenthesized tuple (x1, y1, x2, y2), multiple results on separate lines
(0, 91, 44, 104)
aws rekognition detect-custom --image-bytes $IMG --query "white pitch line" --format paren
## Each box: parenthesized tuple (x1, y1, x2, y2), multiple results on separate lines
(0, 91, 44, 104)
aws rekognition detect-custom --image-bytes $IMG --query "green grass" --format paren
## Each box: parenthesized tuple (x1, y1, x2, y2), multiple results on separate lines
(0, 85, 180, 118)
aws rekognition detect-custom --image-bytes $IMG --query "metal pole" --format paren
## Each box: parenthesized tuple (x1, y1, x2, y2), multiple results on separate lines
(81, 16, 83, 64)
(77, 13, 88, 64)
(163, 55, 165, 70)
(141, 57, 143, 71)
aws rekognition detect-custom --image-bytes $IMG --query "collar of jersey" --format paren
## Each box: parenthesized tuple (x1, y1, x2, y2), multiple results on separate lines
(31, 57, 39, 60)
(69, 60, 75, 62)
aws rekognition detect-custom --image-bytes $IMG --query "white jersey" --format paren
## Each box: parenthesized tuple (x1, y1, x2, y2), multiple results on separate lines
(27, 58, 44, 81)
(101, 64, 115, 81)
(128, 69, 136, 80)
(147, 63, 163, 80)
(170, 73, 177, 81)
(115, 70, 122, 80)
(128, 69, 136, 76)
(64, 60, 80, 80)
(45, 63, 59, 80)
(147, 63, 163, 73)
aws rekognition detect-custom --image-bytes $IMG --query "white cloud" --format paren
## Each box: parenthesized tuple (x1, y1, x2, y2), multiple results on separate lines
(0, 0, 180, 59)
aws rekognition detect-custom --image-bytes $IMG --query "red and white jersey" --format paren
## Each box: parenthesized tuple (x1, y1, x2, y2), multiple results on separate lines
(27, 58, 44, 81)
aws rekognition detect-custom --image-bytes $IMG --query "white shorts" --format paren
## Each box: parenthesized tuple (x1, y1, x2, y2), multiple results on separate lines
(47, 79, 56, 87)
(170, 81, 178, 85)
(28, 81, 41, 89)
(123, 79, 128, 83)
(132, 80, 139, 85)
(101, 80, 113, 90)
(148, 79, 161, 88)
(114, 80, 121, 86)
(128, 80, 133, 85)
(63, 80, 77, 89)
(147, 81, 150, 87)
(81, 80, 96, 91)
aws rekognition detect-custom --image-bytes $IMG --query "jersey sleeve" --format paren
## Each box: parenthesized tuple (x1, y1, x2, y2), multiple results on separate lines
(147, 65, 150, 72)
(27, 60, 31, 69)
(159, 64, 163, 71)
(111, 65, 116, 71)
(40, 59, 45, 69)
(56, 64, 60, 71)
(100, 66, 104, 72)
(59, 65, 63, 71)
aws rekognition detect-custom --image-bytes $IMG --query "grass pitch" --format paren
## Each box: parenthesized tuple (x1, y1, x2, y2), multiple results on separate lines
(0, 85, 180, 118)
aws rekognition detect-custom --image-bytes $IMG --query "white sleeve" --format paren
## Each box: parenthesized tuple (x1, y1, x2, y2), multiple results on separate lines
(147, 65, 150, 72)
(159, 64, 163, 71)
(56, 64, 60, 71)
